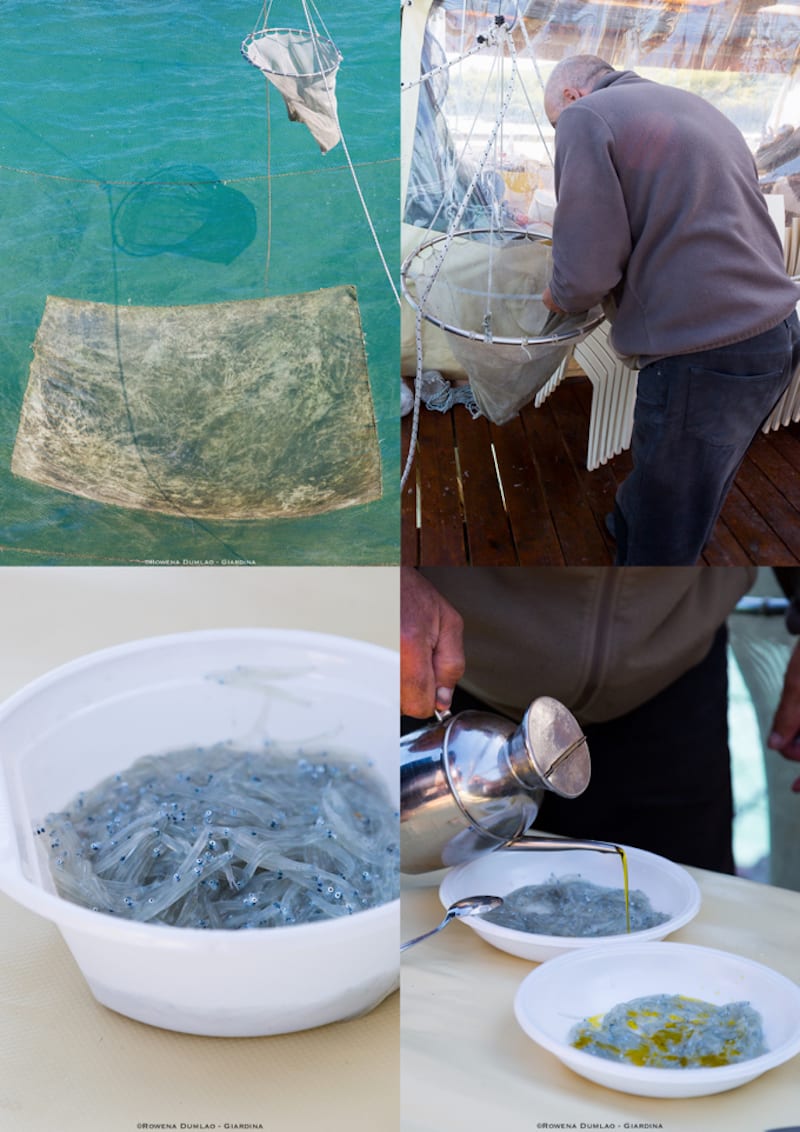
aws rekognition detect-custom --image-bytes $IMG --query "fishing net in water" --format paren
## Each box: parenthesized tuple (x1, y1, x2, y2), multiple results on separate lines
(11, 286, 381, 520)
(242, 27, 342, 154)
(112, 164, 258, 264)
(401, 230, 604, 425)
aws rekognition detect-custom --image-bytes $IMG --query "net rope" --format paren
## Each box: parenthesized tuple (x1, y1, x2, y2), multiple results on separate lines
(0, 159, 399, 189)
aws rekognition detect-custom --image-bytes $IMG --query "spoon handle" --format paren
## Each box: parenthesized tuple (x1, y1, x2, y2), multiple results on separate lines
(400, 914, 451, 953)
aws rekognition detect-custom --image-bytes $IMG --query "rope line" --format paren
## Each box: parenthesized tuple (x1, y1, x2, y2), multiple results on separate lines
(301, 0, 336, 52)
(0, 158, 399, 187)
(245, 1, 398, 302)
(264, 79, 273, 293)
(400, 8, 562, 490)
(401, 37, 492, 90)
(508, 2, 554, 166)
(334, 116, 401, 305)
(310, 11, 400, 304)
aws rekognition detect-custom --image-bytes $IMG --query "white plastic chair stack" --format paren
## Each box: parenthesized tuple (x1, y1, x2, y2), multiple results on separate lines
(761, 198, 800, 432)
(761, 327, 800, 433)
(533, 353, 572, 408)
(572, 321, 639, 471)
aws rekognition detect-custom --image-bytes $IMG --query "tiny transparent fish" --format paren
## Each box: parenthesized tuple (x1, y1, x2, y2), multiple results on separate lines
(39, 742, 399, 930)
(482, 874, 669, 937)
(569, 993, 767, 1068)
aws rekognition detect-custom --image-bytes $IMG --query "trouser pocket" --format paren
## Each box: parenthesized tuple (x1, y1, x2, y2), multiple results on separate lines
(684, 364, 789, 447)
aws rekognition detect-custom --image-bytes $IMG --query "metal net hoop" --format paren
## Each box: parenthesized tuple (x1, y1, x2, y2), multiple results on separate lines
(241, 27, 342, 80)
(401, 228, 604, 347)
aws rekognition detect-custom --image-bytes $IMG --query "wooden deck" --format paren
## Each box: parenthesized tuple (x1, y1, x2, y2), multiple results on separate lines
(401, 373, 800, 566)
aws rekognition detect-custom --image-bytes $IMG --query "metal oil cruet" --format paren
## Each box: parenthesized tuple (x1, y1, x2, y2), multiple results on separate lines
(400, 695, 618, 873)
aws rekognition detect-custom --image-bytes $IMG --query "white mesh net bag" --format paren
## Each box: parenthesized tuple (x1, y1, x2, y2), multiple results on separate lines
(402, 229, 604, 424)
(242, 23, 342, 154)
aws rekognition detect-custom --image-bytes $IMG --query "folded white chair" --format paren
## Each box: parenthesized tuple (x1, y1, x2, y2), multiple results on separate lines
(573, 321, 638, 471)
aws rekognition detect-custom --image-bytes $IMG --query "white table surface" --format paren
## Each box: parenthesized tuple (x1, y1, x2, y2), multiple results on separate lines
(401, 865, 800, 1132)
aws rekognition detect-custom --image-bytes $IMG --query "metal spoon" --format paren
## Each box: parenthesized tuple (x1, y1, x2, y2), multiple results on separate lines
(400, 895, 503, 952)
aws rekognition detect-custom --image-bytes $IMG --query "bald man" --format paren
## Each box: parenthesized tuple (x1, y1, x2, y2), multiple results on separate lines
(541, 55, 800, 566)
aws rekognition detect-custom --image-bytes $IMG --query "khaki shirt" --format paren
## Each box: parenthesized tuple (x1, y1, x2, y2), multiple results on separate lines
(420, 567, 757, 724)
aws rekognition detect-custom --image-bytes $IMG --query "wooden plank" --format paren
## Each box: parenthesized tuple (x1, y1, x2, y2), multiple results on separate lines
(731, 457, 800, 561)
(415, 408, 468, 566)
(702, 516, 753, 565)
(405, 372, 800, 568)
(523, 390, 613, 565)
(557, 382, 622, 562)
(714, 482, 796, 565)
(706, 424, 800, 564)
(748, 429, 800, 514)
(452, 409, 518, 565)
(765, 422, 800, 477)
(488, 415, 564, 565)
(567, 377, 800, 564)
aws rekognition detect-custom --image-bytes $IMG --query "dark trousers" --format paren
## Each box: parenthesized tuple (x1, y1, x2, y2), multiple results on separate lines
(615, 311, 800, 565)
(443, 624, 734, 874)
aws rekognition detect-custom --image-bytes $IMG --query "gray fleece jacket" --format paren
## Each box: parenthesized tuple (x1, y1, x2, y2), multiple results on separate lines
(549, 71, 800, 365)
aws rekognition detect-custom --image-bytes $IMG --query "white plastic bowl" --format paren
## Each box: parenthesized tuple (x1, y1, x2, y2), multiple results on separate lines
(514, 941, 800, 1097)
(438, 844, 700, 961)
(0, 628, 399, 1037)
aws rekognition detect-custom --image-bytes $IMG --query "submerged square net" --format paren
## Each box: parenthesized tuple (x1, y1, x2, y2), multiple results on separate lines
(11, 286, 381, 520)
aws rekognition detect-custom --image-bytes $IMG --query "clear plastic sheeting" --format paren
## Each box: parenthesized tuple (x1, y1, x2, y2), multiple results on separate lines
(403, 27, 497, 234)
(242, 28, 342, 153)
(402, 231, 603, 423)
(405, 0, 800, 240)
(12, 287, 381, 520)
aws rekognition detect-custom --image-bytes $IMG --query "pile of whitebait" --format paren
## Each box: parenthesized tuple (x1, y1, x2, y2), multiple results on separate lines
(481, 874, 670, 937)
(569, 993, 767, 1068)
(38, 743, 399, 929)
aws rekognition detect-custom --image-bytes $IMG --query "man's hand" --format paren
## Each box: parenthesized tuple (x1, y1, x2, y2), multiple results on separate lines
(401, 568, 465, 718)
(542, 285, 568, 314)
(767, 638, 800, 791)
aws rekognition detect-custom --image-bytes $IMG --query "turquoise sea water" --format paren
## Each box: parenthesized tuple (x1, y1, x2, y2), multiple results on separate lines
(0, 1, 399, 564)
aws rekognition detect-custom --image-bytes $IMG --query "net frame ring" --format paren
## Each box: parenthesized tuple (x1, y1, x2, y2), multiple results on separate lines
(400, 228, 606, 347)
(241, 27, 342, 80)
